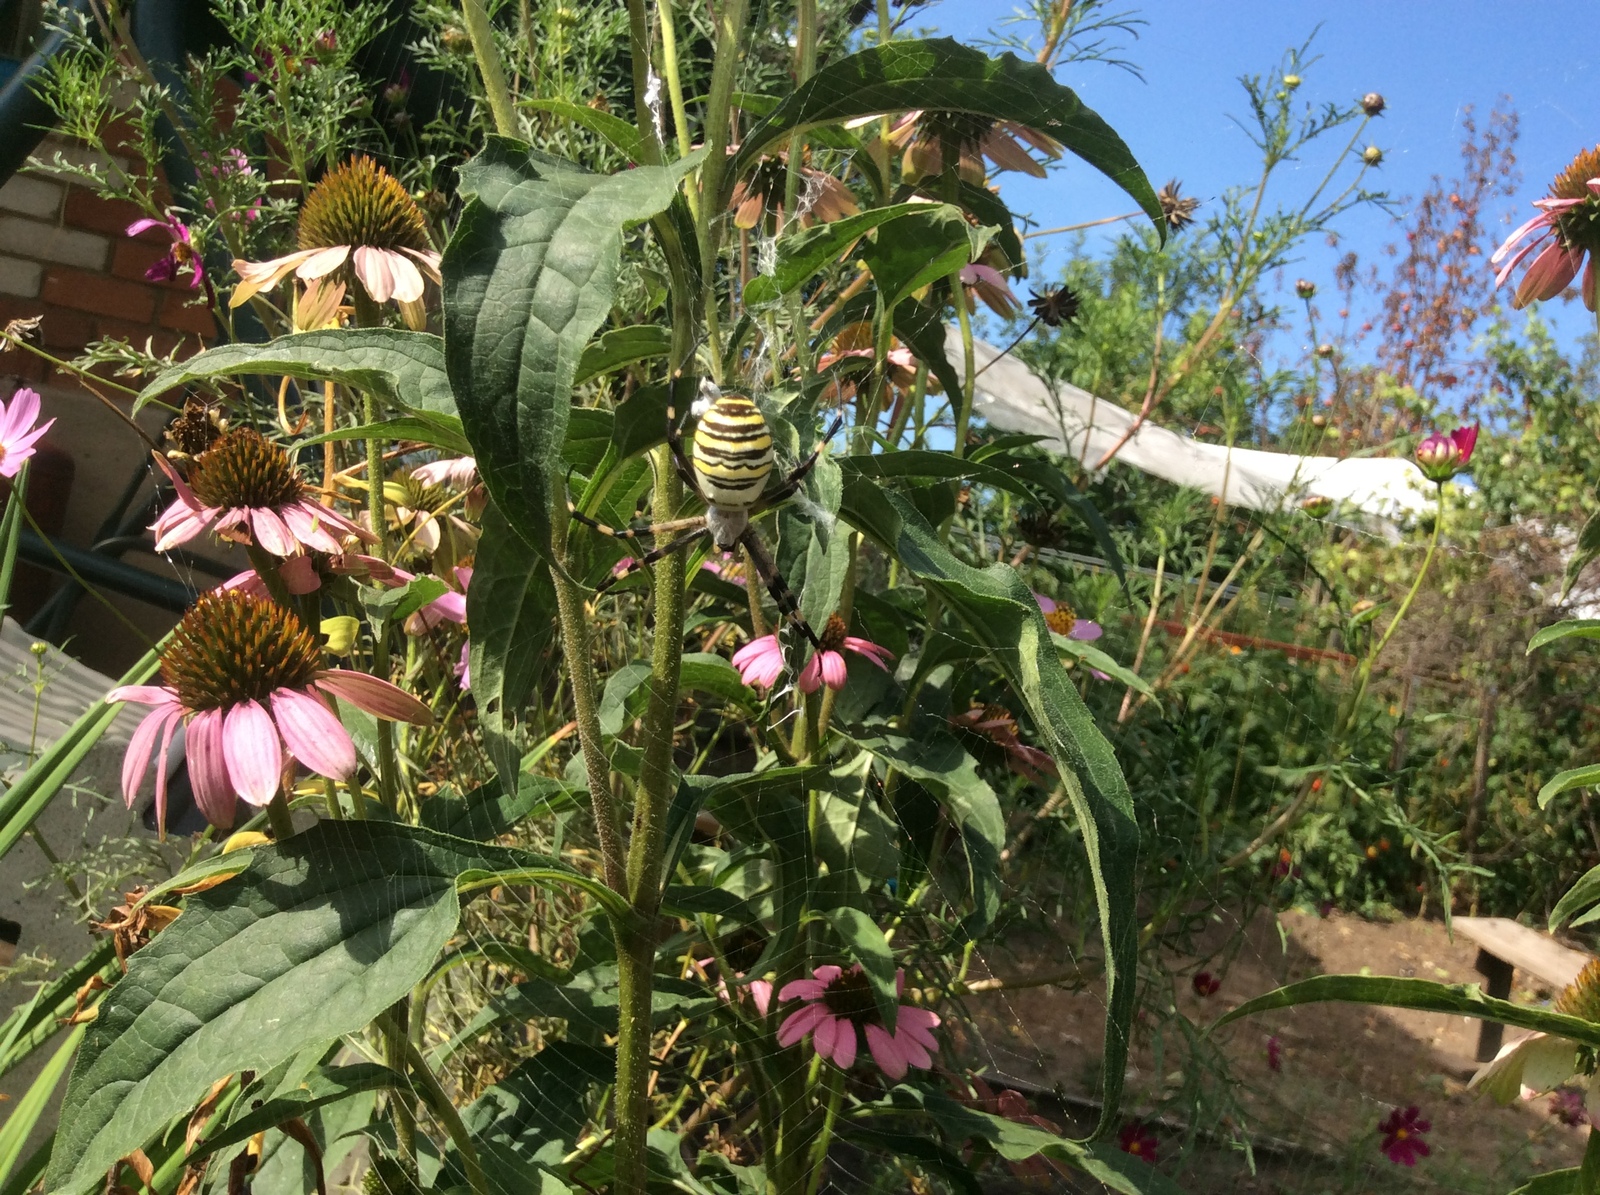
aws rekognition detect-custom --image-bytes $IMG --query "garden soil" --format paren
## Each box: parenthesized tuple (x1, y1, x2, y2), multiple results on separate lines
(957, 909, 1589, 1193)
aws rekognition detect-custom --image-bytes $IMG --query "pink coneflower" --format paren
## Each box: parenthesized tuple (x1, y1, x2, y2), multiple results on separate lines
(404, 565, 472, 635)
(151, 430, 372, 556)
(455, 640, 471, 691)
(1192, 971, 1221, 998)
(126, 214, 203, 289)
(1117, 1120, 1159, 1163)
(732, 615, 894, 694)
(948, 703, 1058, 785)
(230, 157, 440, 329)
(1492, 146, 1600, 311)
(887, 109, 1061, 185)
(1413, 424, 1479, 485)
(411, 456, 478, 489)
(1550, 1088, 1591, 1127)
(0, 388, 54, 479)
(1378, 1105, 1431, 1166)
(776, 965, 940, 1080)
(110, 591, 431, 833)
(218, 554, 321, 599)
(1266, 1035, 1283, 1072)
(1034, 594, 1103, 641)
(960, 262, 1022, 320)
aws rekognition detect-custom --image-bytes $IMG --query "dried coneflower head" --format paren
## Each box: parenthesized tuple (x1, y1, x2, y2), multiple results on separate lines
(1157, 179, 1200, 233)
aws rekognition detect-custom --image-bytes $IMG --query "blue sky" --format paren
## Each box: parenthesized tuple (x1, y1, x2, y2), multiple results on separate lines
(918, 0, 1598, 350)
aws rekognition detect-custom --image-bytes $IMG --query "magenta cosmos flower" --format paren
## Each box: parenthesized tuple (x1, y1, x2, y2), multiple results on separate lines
(111, 591, 431, 832)
(151, 429, 371, 556)
(1413, 423, 1479, 485)
(776, 965, 940, 1080)
(1034, 593, 1103, 641)
(230, 156, 439, 329)
(0, 388, 54, 479)
(1492, 146, 1600, 311)
(732, 614, 894, 694)
(127, 213, 203, 288)
(1378, 1105, 1431, 1166)
(1117, 1120, 1159, 1163)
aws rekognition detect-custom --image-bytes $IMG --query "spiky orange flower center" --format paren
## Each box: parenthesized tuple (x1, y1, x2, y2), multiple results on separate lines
(820, 968, 882, 1027)
(188, 429, 306, 510)
(298, 156, 431, 254)
(1044, 606, 1077, 637)
(161, 591, 322, 711)
(817, 613, 849, 653)
(1555, 959, 1600, 1025)
(1550, 146, 1600, 255)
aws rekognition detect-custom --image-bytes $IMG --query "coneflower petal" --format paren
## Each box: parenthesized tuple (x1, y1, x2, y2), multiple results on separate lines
(382, 249, 426, 303)
(223, 699, 283, 806)
(250, 506, 296, 557)
(186, 708, 237, 829)
(353, 246, 396, 303)
(314, 669, 433, 724)
(295, 245, 352, 282)
(832, 1020, 858, 1069)
(272, 687, 357, 780)
(120, 705, 176, 809)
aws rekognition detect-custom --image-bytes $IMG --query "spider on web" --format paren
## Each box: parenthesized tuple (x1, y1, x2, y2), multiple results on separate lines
(569, 373, 843, 649)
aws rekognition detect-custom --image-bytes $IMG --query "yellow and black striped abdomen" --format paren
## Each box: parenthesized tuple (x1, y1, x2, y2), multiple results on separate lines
(692, 395, 774, 511)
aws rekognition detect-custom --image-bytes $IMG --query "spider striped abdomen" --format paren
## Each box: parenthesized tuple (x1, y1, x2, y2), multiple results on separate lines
(692, 395, 774, 512)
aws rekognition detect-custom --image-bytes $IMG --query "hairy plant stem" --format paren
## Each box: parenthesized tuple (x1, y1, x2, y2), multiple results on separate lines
(624, 0, 666, 165)
(656, 0, 695, 162)
(404, 1040, 488, 1195)
(694, 0, 750, 364)
(460, 0, 517, 137)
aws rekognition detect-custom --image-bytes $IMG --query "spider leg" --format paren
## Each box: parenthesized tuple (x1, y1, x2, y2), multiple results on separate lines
(569, 502, 706, 543)
(751, 412, 846, 513)
(664, 369, 703, 497)
(739, 527, 821, 650)
(592, 525, 710, 598)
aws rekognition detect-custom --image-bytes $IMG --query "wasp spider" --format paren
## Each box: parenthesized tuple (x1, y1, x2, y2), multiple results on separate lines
(570, 376, 843, 648)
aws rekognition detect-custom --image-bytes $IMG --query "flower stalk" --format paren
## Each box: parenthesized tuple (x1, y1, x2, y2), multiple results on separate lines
(459, 0, 517, 138)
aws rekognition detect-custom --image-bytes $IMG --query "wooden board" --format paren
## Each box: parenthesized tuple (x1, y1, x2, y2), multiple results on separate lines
(1453, 916, 1591, 990)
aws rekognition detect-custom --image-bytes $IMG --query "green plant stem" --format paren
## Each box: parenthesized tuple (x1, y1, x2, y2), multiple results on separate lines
(614, 443, 689, 1195)
(803, 1063, 845, 1195)
(0, 464, 29, 623)
(404, 1040, 488, 1195)
(624, 0, 665, 166)
(694, 0, 750, 363)
(656, 0, 694, 161)
(949, 274, 976, 459)
(460, 0, 517, 137)
(384, 1003, 418, 1173)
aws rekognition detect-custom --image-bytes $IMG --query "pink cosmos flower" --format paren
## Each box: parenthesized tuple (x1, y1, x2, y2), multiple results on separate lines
(1117, 1120, 1160, 1163)
(732, 615, 894, 694)
(110, 591, 432, 833)
(1266, 1035, 1283, 1072)
(1413, 424, 1479, 485)
(0, 388, 54, 479)
(150, 431, 372, 556)
(126, 214, 203, 289)
(776, 965, 940, 1080)
(1034, 593, 1103, 641)
(1378, 1105, 1431, 1166)
(1492, 148, 1600, 311)
(411, 456, 478, 489)
(1191, 971, 1221, 997)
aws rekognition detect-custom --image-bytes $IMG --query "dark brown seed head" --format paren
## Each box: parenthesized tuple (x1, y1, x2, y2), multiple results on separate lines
(817, 612, 849, 654)
(187, 428, 306, 510)
(161, 591, 322, 711)
(1028, 285, 1081, 328)
(820, 967, 882, 1027)
(1157, 180, 1200, 233)
(298, 156, 431, 254)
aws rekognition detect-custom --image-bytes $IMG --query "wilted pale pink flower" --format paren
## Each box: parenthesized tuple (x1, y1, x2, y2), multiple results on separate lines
(887, 109, 1061, 184)
(1492, 147, 1600, 311)
(960, 262, 1022, 320)
(110, 591, 431, 833)
(1413, 423, 1479, 484)
(404, 565, 472, 635)
(151, 430, 372, 556)
(949, 703, 1057, 784)
(127, 214, 203, 289)
(776, 965, 940, 1080)
(0, 388, 54, 479)
(230, 156, 440, 329)
(411, 456, 478, 489)
(218, 555, 321, 599)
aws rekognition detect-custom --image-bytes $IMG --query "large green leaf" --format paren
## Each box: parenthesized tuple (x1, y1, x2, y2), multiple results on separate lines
(467, 503, 559, 782)
(727, 38, 1161, 235)
(743, 204, 926, 306)
(443, 139, 701, 559)
(44, 822, 590, 1195)
(1212, 974, 1600, 1049)
(419, 775, 579, 841)
(860, 205, 983, 315)
(1528, 620, 1600, 653)
(1551, 863, 1600, 931)
(132, 330, 455, 417)
(837, 476, 1137, 1140)
(1538, 765, 1600, 810)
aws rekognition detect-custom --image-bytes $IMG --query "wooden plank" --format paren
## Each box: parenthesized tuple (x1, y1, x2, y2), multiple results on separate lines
(1454, 916, 1591, 990)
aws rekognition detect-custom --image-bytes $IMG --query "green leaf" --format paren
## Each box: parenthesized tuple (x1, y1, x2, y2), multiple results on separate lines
(522, 97, 644, 163)
(1539, 765, 1600, 810)
(1510, 1169, 1582, 1195)
(45, 821, 541, 1195)
(360, 575, 447, 625)
(418, 775, 579, 841)
(860, 205, 982, 314)
(574, 325, 673, 386)
(1551, 863, 1600, 931)
(1056, 634, 1152, 696)
(293, 415, 471, 456)
(600, 653, 754, 737)
(743, 203, 927, 306)
(823, 907, 899, 1033)
(838, 477, 1136, 1140)
(444, 140, 701, 561)
(728, 39, 1161, 235)
(186, 1065, 399, 1163)
(1529, 620, 1600, 653)
(0, 1026, 82, 1192)
(133, 330, 455, 416)
(1212, 974, 1600, 1049)
(0, 941, 115, 1076)
(467, 503, 559, 782)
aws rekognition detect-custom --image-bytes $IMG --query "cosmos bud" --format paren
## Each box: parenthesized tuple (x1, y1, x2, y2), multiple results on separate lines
(1295, 279, 1316, 299)
(1361, 92, 1386, 116)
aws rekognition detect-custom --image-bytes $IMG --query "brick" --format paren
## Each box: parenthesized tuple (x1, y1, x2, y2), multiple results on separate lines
(62, 189, 148, 239)
(0, 256, 42, 298)
(0, 349, 47, 384)
(0, 217, 109, 270)
(0, 176, 63, 220)
(158, 291, 218, 337)
(37, 305, 93, 350)
(40, 267, 155, 322)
